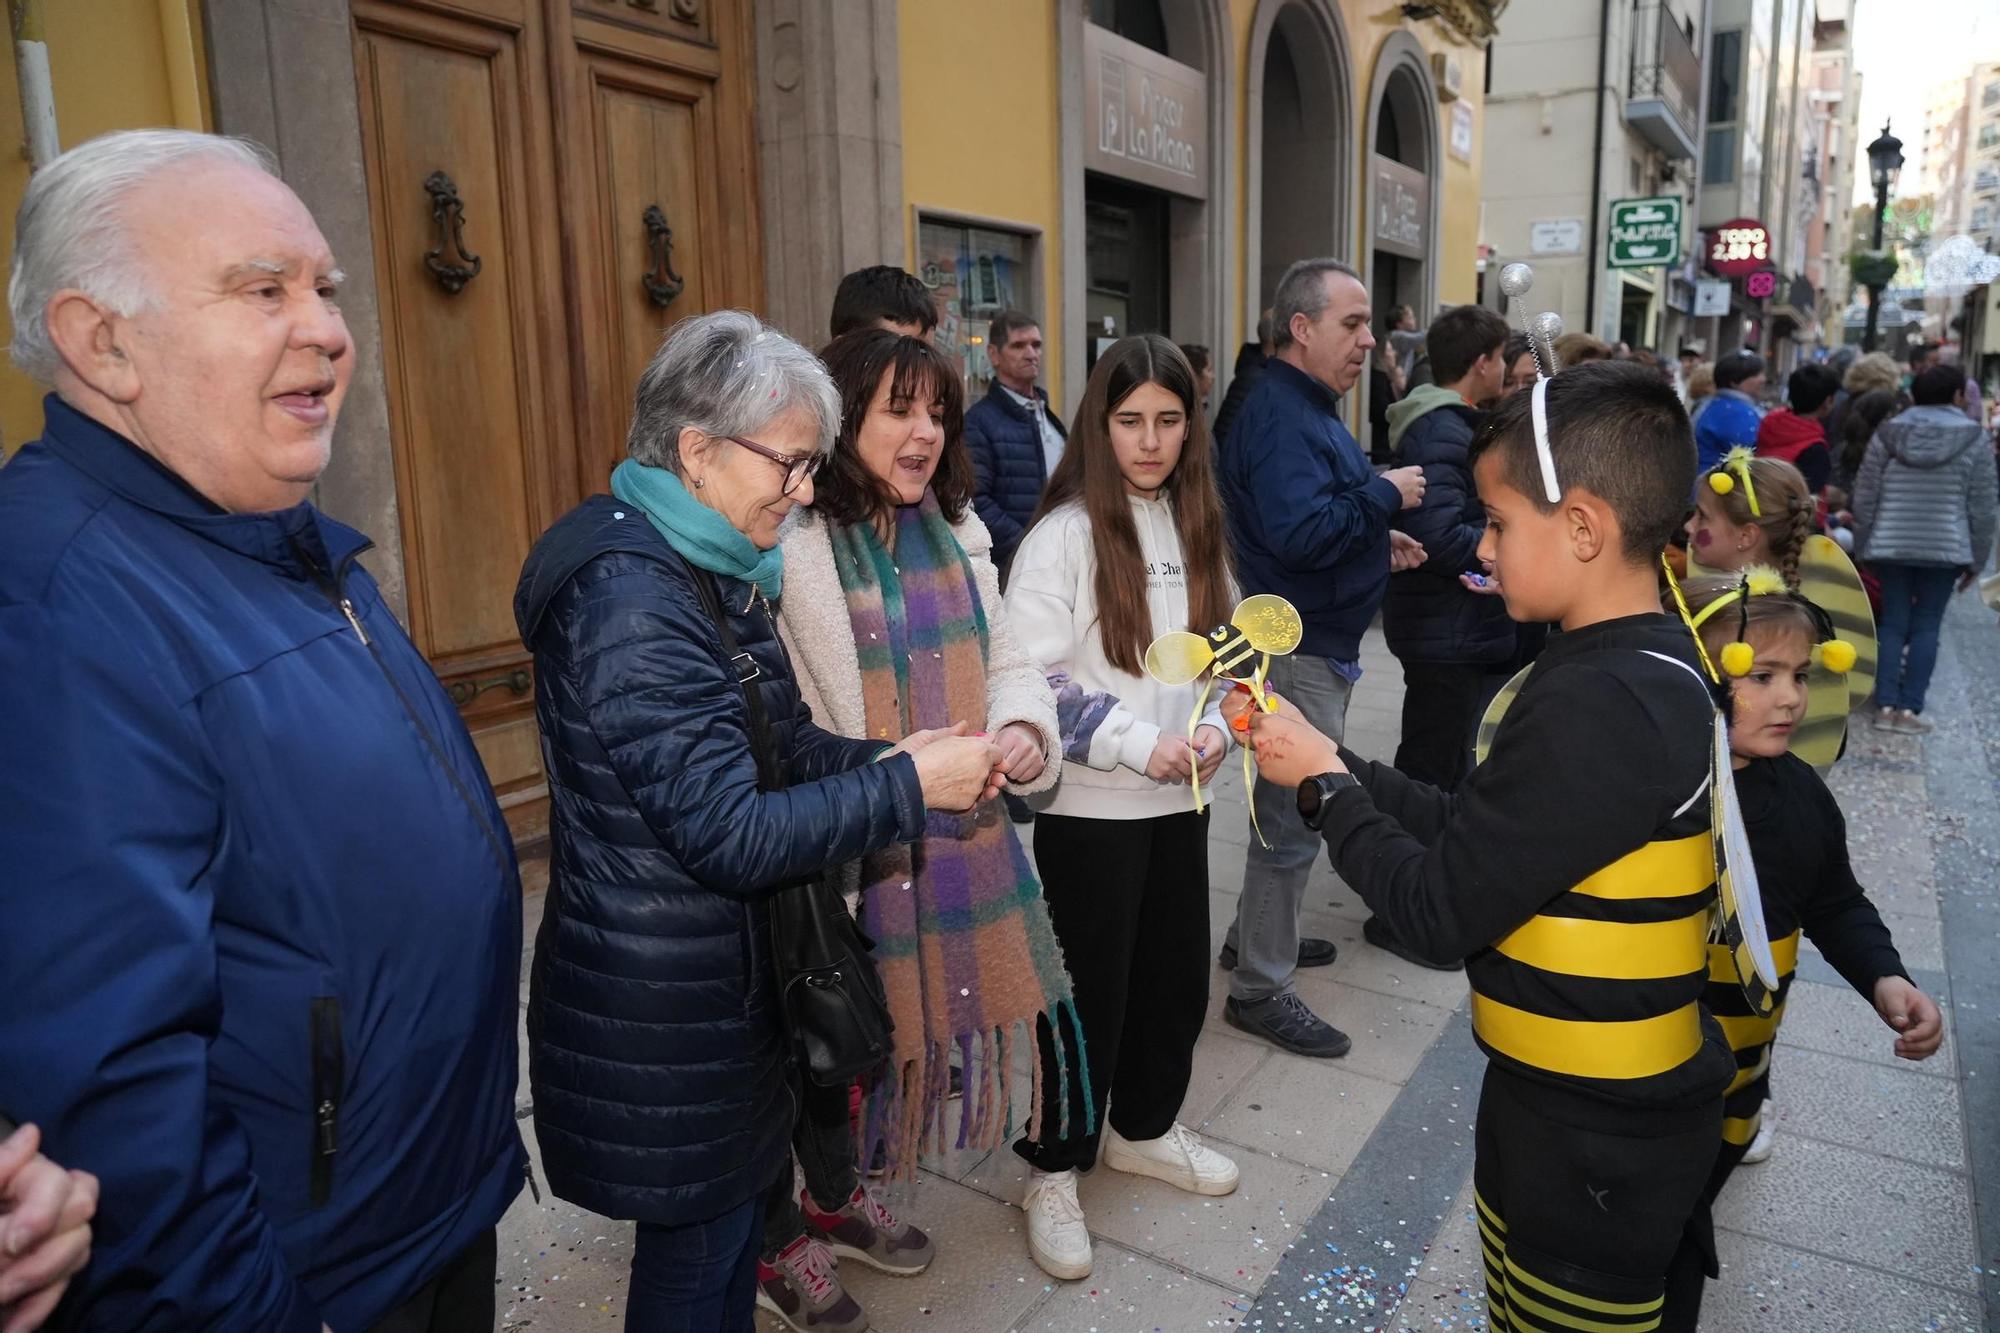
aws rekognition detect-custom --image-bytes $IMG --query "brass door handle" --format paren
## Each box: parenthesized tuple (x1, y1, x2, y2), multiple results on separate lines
(642, 204, 685, 308)
(423, 170, 483, 295)
(446, 668, 530, 708)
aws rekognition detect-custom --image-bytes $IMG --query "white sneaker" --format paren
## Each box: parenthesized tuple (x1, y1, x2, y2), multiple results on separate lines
(1740, 1101, 1776, 1165)
(1024, 1168, 1092, 1280)
(1101, 1122, 1240, 1196)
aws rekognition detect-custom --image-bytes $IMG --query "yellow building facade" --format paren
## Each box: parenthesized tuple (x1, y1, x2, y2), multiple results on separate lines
(899, 0, 1489, 417)
(0, 0, 208, 455)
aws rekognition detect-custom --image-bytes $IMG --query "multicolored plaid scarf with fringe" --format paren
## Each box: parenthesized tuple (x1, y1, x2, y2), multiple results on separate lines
(831, 493, 1088, 1179)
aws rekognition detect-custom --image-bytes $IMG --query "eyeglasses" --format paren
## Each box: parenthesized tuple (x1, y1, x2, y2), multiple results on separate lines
(726, 435, 824, 496)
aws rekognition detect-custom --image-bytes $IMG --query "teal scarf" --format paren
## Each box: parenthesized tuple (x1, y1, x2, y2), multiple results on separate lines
(610, 458, 785, 597)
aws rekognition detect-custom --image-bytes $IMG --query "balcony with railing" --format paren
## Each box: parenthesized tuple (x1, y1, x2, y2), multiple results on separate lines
(1628, 3, 1702, 161)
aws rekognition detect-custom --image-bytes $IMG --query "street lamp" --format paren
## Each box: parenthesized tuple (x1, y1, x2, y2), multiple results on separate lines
(1863, 121, 1904, 352)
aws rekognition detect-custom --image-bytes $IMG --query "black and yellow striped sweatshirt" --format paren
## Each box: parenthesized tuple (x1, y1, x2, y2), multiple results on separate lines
(1708, 752, 1908, 1143)
(1316, 613, 1738, 1112)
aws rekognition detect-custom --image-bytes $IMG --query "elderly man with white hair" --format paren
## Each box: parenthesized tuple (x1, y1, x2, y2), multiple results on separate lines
(0, 131, 525, 1331)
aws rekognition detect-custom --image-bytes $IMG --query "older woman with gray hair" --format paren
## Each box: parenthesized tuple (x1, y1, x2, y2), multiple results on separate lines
(514, 309, 1000, 1331)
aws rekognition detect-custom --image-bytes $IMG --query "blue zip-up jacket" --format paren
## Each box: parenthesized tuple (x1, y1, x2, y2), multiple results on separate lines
(1218, 359, 1402, 660)
(1693, 388, 1762, 473)
(0, 398, 525, 1332)
(964, 382, 1064, 571)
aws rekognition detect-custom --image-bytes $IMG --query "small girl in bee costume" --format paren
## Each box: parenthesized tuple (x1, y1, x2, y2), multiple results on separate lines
(1657, 570, 1943, 1330)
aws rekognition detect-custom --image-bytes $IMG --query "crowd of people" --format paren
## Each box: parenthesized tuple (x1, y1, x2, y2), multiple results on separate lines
(0, 128, 1987, 1333)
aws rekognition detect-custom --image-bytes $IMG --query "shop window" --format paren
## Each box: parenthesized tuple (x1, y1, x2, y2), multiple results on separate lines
(917, 217, 1036, 399)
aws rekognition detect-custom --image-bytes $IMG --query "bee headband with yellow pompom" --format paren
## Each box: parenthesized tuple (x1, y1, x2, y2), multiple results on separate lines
(1707, 446, 1761, 517)
(1691, 564, 1859, 681)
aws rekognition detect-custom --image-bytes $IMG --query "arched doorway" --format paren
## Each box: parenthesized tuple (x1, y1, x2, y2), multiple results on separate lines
(1245, 0, 1353, 339)
(1364, 34, 1440, 328)
(1060, 0, 1232, 399)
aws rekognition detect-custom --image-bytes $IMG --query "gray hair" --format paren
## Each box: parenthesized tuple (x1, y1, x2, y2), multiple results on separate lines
(8, 129, 277, 383)
(1271, 258, 1360, 349)
(627, 309, 840, 471)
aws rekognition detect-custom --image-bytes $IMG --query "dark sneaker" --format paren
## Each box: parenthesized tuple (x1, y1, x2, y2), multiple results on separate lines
(806, 1184, 936, 1275)
(756, 1235, 869, 1332)
(1362, 916, 1463, 971)
(1217, 937, 1337, 971)
(1224, 992, 1351, 1058)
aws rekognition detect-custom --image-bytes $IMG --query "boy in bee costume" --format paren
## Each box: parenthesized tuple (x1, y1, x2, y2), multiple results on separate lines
(1234, 361, 1769, 1331)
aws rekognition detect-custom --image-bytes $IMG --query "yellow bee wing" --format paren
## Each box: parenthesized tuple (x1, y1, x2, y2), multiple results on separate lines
(1144, 631, 1216, 686)
(1473, 664, 1534, 766)
(1230, 594, 1304, 656)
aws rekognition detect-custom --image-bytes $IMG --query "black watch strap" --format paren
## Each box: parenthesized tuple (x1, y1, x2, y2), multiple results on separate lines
(1297, 771, 1360, 831)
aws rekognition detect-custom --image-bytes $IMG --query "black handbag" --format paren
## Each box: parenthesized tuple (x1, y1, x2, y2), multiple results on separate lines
(686, 564, 895, 1087)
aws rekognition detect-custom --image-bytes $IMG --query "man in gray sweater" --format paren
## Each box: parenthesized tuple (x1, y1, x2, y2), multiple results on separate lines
(1853, 363, 1998, 733)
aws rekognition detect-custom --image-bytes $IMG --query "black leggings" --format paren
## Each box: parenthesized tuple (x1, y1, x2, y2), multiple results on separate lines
(1014, 809, 1211, 1173)
(1473, 1066, 1721, 1332)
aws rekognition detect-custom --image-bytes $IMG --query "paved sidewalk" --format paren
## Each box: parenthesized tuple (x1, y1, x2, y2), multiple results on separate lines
(495, 608, 1999, 1331)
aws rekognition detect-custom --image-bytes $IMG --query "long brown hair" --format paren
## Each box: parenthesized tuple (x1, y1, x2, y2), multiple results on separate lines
(815, 329, 972, 528)
(1028, 334, 1234, 674)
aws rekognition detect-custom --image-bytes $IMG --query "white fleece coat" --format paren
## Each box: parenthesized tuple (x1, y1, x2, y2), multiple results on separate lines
(1003, 495, 1229, 821)
(776, 506, 1061, 797)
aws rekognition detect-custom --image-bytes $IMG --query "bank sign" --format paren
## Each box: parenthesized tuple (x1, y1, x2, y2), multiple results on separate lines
(1084, 23, 1207, 200)
(1607, 196, 1683, 269)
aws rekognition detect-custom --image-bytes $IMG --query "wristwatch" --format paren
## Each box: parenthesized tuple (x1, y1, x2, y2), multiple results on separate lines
(1297, 771, 1361, 831)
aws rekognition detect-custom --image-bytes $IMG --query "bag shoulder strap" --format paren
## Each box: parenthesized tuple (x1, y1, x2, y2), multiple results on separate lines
(684, 559, 787, 793)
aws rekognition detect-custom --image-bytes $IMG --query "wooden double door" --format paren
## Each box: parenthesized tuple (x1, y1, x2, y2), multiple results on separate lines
(350, 0, 762, 841)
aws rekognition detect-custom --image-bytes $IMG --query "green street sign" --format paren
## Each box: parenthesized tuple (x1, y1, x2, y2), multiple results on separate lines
(1607, 195, 1683, 269)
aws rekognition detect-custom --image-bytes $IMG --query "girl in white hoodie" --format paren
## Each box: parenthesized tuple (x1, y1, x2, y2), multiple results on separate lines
(1002, 334, 1240, 1282)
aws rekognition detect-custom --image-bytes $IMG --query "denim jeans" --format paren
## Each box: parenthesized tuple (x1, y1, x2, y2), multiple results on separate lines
(627, 1195, 764, 1332)
(1872, 561, 1959, 713)
(762, 1076, 862, 1255)
(1226, 653, 1353, 1002)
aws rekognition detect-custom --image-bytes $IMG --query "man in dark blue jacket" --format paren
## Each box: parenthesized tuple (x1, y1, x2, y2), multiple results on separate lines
(1381, 304, 1516, 801)
(964, 309, 1065, 577)
(1216, 258, 1427, 1059)
(0, 130, 523, 1332)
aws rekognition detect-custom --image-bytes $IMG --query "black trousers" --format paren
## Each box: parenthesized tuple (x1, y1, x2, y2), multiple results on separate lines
(1657, 1137, 1750, 1332)
(762, 1075, 861, 1255)
(1473, 1066, 1721, 1332)
(364, 1228, 496, 1333)
(1015, 809, 1210, 1173)
(1394, 660, 1512, 792)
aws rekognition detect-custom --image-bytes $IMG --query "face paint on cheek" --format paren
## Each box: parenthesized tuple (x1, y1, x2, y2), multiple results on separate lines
(1692, 530, 1711, 550)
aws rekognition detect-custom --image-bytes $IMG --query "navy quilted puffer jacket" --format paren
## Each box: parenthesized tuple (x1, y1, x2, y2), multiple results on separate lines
(514, 495, 926, 1225)
(965, 382, 1064, 571)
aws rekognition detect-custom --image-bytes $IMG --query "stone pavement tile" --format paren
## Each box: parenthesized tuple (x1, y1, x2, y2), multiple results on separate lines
(1401, 1177, 1485, 1300)
(1324, 925, 1475, 1012)
(1764, 1044, 1965, 1170)
(953, 1134, 1335, 1296)
(1011, 1242, 1256, 1331)
(1183, 1029, 1274, 1128)
(1074, 1147, 1337, 1293)
(1777, 978, 1956, 1078)
(1288, 976, 1456, 1086)
(816, 1175, 1051, 1333)
(1385, 1278, 1493, 1332)
(1204, 1054, 1401, 1174)
(1844, 831, 1940, 922)
(1873, 902, 1946, 971)
(1699, 1228, 1985, 1333)
(1710, 1132, 1977, 1292)
(498, 1118, 635, 1330)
